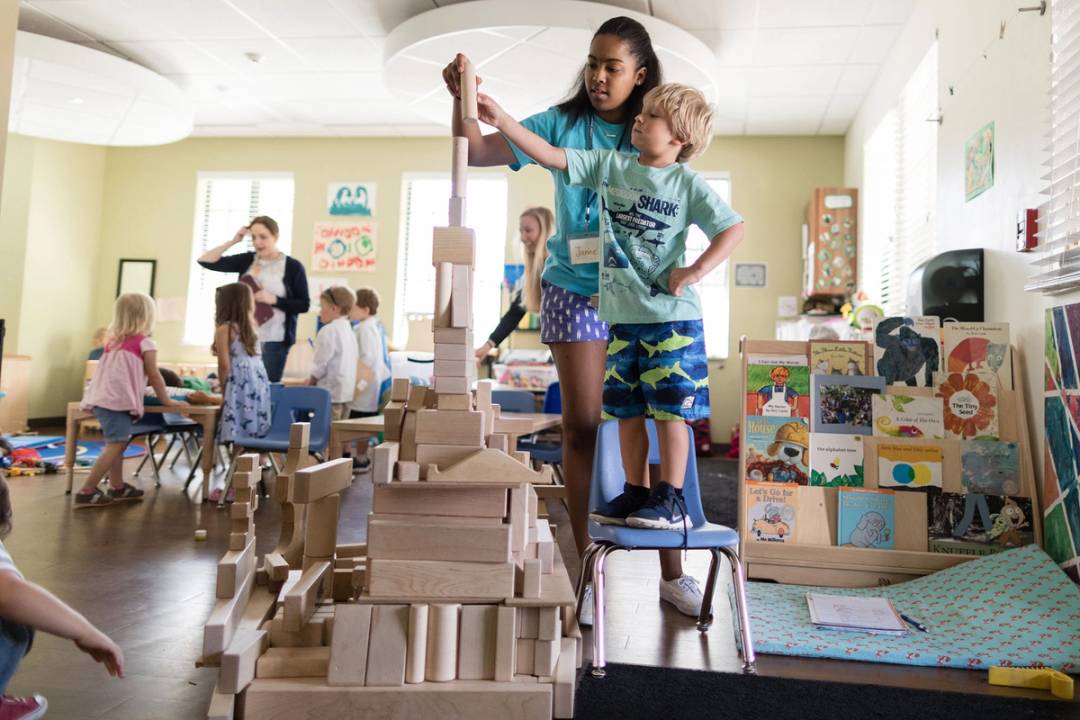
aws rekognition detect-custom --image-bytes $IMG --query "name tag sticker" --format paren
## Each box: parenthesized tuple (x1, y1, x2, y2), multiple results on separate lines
(569, 236, 600, 265)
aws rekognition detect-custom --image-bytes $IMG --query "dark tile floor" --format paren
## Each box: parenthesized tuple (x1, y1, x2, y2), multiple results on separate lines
(0, 452, 1068, 719)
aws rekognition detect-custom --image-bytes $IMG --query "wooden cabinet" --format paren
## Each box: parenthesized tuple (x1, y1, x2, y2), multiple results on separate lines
(804, 187, 858, 296)
(0, 355, 31, 433)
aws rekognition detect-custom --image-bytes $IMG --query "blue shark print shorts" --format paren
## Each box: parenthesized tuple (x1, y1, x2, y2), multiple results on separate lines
(539, 280, 609, 344)
(602, 319, 710, 421)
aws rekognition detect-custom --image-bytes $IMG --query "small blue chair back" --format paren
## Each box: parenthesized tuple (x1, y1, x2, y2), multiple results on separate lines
(542, 382, 562, 414)
(492, 389, 534, 414)
(270, 385, 332, 451)
(589, 419, 706, 527)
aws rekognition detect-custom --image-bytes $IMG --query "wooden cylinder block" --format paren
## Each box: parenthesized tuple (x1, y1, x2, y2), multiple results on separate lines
(425, 603, 460, 682)
(451, 137, 468, 198)
(405, 603, 429, 684)
(434, 261, 452, 328)
(461, 61, 478, 121)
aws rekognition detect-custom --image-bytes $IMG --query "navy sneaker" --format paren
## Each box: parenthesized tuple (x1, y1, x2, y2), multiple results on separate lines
(626, 482, 688, 530)
(589, 483, 649, 526)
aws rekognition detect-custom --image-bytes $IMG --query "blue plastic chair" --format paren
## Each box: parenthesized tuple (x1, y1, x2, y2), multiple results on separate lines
(541, 381, 562, 414)
(492, 389, 535, 414)
(576, 419, 755, 676)
(232, 385, 332, 455)
(518, 382, 563, 480)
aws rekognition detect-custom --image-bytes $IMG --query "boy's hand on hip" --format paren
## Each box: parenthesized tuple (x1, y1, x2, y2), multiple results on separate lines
(667, 267, 700, 297)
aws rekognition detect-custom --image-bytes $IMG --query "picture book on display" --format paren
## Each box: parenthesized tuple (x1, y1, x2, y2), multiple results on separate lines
(927, 492, 1034, 556)
(960, 440, 1020, 495)
(745, 355, 810, 418)
(806, 593, 908, 636)
(809, 433, 864, 487)
(942, 321, 1012, 390)
(809, 340, 870, 376)
(744, 416, 809, 485)
(838, 488, 896, 549)
(746, 482, 799, 543)
(872, 316, 941, 387)
(935, 369, 999, 440)
(877, 442, 943, 490)
(871, 394, 945, 439)
(810, 375, 886, 435)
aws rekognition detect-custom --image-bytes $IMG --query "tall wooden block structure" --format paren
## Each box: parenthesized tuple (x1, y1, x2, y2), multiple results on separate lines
(200, 59, 578, 719)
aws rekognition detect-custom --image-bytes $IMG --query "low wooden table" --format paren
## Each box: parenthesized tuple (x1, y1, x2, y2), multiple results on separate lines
(64, 401, 222, 497)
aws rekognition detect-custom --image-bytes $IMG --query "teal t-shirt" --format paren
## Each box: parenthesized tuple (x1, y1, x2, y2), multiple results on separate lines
(565, 148, 744, 325)
(506, 107, 635, 298)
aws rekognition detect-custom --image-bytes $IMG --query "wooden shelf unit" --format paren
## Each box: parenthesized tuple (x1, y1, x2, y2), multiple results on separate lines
(737, 338, 1040, 587)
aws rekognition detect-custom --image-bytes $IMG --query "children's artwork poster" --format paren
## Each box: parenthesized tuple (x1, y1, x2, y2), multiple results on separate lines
(745, 354, 810, 418)
(877, 442, 943, 490)
(872, 316, 941, 387)
(942, 321, 1012, 390)
(1043, 303, 1080, 580)
(810, 374, 885, 435)
(744, 416, 809, 485)
(746, 482, 799, 543)
(312, 221, 377, 272)
(871, 394, 945, 439)
(837, 488, 895, 549)
(934, 369, 999, 440)
(960, 440, 1020, 495)
(964, 121, 994, 202)
(307, 276, 350, 311)
(809, 340, 869, 376)
(927, 492, 1033, 556)
(809, 433, 864, 487)
(328, 182, 375, 216)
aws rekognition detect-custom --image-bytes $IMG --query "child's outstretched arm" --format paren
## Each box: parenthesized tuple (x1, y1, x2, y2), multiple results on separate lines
(668, 222, 745, 297)
(0, 571, 124, 677)
(477, 93, 567, 171)
(143, 350, 186, 407)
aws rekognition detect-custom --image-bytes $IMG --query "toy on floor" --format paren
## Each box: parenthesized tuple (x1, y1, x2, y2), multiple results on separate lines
(0, 440, 57, 475)
(988, 666, 1074, 700)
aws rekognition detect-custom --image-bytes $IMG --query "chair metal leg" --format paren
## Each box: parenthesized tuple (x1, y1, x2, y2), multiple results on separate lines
(133, 436, 153, 476)
(149, 434, 165, 488)
(184, 447, 203, 494)
(590, 544, 616, 678)
(575, 543, 601, 621)
(697, 548, 723, 632)
(719, 546, 756, 673)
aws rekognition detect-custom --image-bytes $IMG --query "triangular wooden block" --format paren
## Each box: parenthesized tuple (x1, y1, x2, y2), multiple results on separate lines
(426, 449, 552, 485)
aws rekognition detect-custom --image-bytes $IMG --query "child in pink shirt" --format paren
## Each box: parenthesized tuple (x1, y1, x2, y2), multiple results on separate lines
(76, 293, 186, 509)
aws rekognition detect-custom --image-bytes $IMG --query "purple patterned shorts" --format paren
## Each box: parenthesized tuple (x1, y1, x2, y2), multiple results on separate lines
(539, 280, 609, 344)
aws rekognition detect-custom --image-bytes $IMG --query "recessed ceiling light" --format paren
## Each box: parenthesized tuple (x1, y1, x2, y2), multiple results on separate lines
(68, 97, 83, 104)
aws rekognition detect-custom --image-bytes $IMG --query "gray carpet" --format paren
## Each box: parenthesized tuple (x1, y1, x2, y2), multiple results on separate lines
(698, 456, 739, 530)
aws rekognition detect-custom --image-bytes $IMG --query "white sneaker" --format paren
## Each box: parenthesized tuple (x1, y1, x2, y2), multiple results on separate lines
(578, 583, 594, 627)
(659, 574, 705, 617)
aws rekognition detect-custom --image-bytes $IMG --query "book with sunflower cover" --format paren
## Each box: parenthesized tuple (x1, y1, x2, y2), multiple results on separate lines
(934, 369, 999, 440)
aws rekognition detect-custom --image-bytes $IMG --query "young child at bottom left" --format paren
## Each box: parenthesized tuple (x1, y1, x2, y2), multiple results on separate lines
(76, 293, 187, 509)
(307, 287, 358, 421)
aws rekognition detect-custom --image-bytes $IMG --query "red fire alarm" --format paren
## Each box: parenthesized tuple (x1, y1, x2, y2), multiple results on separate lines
(1017, 208, 1037, 252)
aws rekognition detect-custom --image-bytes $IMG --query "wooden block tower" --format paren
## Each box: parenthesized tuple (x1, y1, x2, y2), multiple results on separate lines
(200, 60, 580, 719)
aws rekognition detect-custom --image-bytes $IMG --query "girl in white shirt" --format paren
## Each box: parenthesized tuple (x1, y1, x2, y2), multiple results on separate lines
(307, 287, 358, 420)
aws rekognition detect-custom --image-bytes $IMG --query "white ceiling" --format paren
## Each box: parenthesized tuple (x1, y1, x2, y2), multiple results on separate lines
(16, 0, 914, 138)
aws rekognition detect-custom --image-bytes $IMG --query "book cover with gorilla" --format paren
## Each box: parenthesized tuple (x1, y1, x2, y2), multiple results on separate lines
(873, 316, 941, 387)
(744, 416, 809, 485)
(838, 488, 896, 549)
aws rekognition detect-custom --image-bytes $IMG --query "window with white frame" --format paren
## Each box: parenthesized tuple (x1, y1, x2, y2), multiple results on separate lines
(394, 175, 507, 346)
(861, 43, 938, 315)
(685, 172, 733, 359)
(184, 173, 295, 346)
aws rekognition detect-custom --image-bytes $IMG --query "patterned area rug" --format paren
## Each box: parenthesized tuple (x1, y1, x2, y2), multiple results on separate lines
(732, 545, 1080, 672)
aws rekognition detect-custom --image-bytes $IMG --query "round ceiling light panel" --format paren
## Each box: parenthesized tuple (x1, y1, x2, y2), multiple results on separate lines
(383, 1, 717, 126)
(9, 31, 193, 146)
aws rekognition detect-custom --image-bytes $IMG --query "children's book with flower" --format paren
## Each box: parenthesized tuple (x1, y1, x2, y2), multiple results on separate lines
(934, 369, 999, 439)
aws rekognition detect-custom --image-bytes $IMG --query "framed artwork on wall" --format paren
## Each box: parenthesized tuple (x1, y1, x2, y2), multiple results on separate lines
(116, 259, 156, 298)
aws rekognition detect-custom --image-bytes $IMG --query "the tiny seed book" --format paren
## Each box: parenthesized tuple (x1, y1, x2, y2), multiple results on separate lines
(838, 488, 896, 550)
(871, 394, 945, 439)
(809, 340, 870, 376)
(744, 416, 810, 485)
(809, 433, 864, 487)
(935, 369, 999, 440)
(746, 482, 799, 543)
(745, 354, 810, 418)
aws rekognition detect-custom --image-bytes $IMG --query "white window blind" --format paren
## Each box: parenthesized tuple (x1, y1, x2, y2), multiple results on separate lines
(1027, 0, 1080, 292)
(685, 173, 733, 359)
(862, 43, 938, 315)
(394, 175, 507, 346)
(184, 173, 295, 346)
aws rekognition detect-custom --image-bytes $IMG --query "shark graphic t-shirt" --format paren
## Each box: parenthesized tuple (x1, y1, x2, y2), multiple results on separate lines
(564, 148, 743, 325)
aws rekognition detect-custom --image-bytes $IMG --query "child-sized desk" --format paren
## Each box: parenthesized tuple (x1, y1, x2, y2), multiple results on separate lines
(64, 401, 222, 497)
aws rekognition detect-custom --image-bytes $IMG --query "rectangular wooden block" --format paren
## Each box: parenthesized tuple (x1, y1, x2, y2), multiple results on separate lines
(229, 532, 248, 551)
(372, 513, 503, 527)
(232, 515, 255, 537)
(336, 542, 367, 558)
(494, 414, 534, 434)
(289, 423, 311, 450)
(236, 453, 259, 473)
(516, 638, 535, 674)
(220, 628, 267, 694)
(367, 559, 515, 599)
(517, 607, 539, 639)
(230, 501, 254, 520)
(433, 327, 473, 345)
(264, 553, 290, 583)
(486, 434, 509, 452)
(437, 393, 472, 411)
(269, 608, 328, 647)
(383, 402, 405, 442)
(206, 686, 234, 720)
(434, 376, 470, 395)
(522, 559, 541, 598)
(303, 494, 341, 560)
(328, 603, 373, 686)
(395, 461, 420, 482)
(538, 607, 560, 641)
(416, 444, 481, 476)
(292, 458, 352, 503)
(434, 260, 452, 328)
(457, 605, 498, 680)
(373, 484, 507, 518)
(217, 538, 257, 599)
(235, 486, 254, 504)
(535, 520, 554, 574)
(390, 378, 411, 402)
(283, 561, 330, 632)
(372, 442, 399, 485)
(554, 638, 576, 718)
(510, 486, 528, 553)
(533, 638, 558, 677)
(433, 360, 470, 378)
(333, 567, 354, 601)
(434, 343, 472, 363)
(432, 226, 476, 267)
(399, 412, 418, 462)
(415, 409, 485, 447)
(368, 518, 511, 563)
(451, 264, 472, 328)
(495, 605, 517, 683)
(204, 566, 256, 657)
(407, 383, 429, 409)
(365, 604, 409, 687)
(232, 472, 253, 493)
(257, 646, 330, 679)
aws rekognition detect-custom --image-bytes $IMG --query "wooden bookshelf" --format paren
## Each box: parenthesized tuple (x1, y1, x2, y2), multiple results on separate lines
(737, 339, 1040, 587)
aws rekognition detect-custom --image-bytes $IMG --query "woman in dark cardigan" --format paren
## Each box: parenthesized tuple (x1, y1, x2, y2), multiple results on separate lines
(198, 216, 310, 382)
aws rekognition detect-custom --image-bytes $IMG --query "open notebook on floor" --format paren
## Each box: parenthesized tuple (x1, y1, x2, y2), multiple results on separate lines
(806, 592, 908, 636)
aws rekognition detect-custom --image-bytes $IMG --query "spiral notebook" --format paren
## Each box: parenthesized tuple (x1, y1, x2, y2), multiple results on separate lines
(806, 592, 908, 636)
